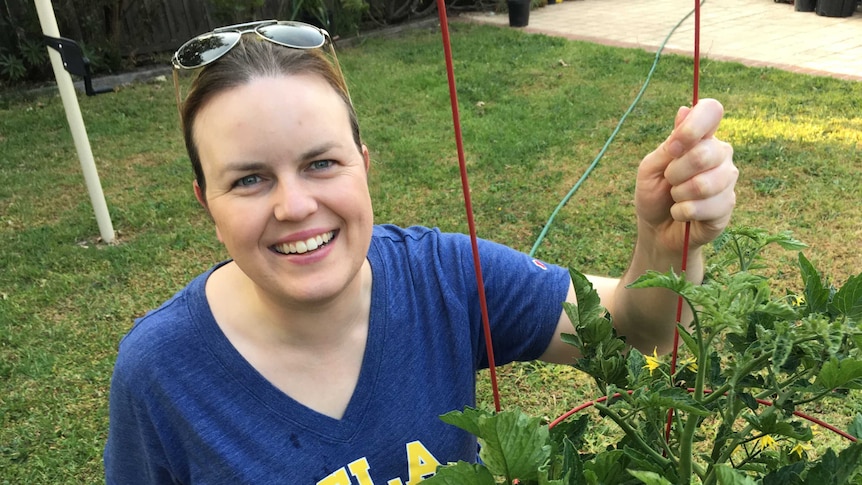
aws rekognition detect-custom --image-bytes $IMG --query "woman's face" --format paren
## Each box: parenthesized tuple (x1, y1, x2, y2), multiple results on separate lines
(193, 74, 373, 307)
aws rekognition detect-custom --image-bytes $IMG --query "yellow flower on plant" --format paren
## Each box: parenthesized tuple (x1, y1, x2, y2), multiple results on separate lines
(643, 348, 661, 375)
(679, 356, 698, 372)
(755, 435, 777, 452)
(790, 442, 813, 458)
(791, 294, 806, 306)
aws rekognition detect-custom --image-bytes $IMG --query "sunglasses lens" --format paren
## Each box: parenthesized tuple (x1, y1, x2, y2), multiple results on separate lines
(175, 32, 241, 69)
(257, 23, 326, 49)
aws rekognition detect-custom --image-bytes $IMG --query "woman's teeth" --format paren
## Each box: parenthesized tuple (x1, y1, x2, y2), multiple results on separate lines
(275, 231, 334, 255)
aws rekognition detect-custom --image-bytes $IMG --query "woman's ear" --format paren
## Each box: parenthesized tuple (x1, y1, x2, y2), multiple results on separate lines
(361, 144, 370, 173)
(193, 180, 208, 210)
(193, 180, 223, 242)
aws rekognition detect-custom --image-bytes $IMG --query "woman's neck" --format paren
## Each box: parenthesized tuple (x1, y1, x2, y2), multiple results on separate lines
(207, 259, 373, 352)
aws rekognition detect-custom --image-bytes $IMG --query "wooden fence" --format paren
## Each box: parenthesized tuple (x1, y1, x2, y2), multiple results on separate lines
(2, 0, 301, 56)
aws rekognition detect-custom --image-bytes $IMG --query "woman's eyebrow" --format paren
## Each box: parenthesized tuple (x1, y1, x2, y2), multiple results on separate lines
(218, 143, 340, 174)
(221, 161, 267, 174)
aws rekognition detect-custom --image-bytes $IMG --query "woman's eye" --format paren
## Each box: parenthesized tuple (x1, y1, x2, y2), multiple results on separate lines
(234, 174, 261, 187)
(309, 160, 335, 171)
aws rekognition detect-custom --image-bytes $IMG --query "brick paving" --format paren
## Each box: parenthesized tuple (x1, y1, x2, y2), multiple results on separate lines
(462, 0, 862, 81)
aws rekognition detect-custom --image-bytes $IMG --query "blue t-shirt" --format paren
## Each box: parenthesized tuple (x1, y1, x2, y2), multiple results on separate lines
(105, 225, 570, 484)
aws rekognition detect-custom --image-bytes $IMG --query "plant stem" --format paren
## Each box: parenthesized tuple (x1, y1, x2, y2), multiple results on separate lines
(678, 412, 700, 482)
(593, 402, 675, 467)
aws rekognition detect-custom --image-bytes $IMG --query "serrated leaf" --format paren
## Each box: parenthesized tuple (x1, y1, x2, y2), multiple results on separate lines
(830, 273, 862, 323)
(799, 253, 830, 315)
(737, 393, 759, 412)
(627, 469, 673, 485)
(569, 269, 604, 329)
(440, 408, 551, 482)
(439, 407, 485, 437)
(762, 461, 805, 485)
(538, 461, 568, 485)
(638, 388, 711, 416)
(743, 413, 812, 441)
(804, 443, 862, 484)
(771, 329, 793, 375)
(583, 449, 630, 484)
(715, 464, 758, 485)
(628, 269, 692, 295)
(626, 348, 646, 385)
(815, 357, 862, 390)
(421, 461, 496, 485)
(849, 414, 862, 440)
(676, 324, 698, 359)
(623, 447, 678, 483)
(759, 299, 799, 321)
(767, 231, 807, 251)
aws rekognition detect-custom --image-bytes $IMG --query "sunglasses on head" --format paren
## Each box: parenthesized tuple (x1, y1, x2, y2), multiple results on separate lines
(171, 20, 331, 70)
(171, 20, 349, 116)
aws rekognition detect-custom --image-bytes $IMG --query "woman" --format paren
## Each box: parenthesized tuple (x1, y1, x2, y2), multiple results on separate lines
(105, 21, 738, 484)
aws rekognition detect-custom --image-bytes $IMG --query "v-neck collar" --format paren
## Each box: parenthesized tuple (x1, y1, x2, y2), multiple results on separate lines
(192, 255, 387, 442)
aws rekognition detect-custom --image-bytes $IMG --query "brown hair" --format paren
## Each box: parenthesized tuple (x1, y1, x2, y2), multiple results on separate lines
(180, 38, 361, 197)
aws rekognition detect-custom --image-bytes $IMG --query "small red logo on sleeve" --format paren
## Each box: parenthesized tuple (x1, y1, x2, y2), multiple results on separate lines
(532, 259, 547, 270)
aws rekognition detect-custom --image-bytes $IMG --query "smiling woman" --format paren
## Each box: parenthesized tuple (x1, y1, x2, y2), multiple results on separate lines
(103, 19, 739, 485)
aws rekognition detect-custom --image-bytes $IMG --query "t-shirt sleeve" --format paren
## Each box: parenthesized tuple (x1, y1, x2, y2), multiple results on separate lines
(440, 232, 572, 368)
(104, 336, 177, 484)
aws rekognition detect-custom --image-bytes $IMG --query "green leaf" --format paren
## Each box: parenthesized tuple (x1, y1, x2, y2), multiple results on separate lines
(815, 357, 862, 390)
(771, 325, 793, 376)
(627, 469, 673, 485)
(583, 449, 631, 484)
(676, 324, 699, 360)
(849, 414, 862, 439)
(830, 273, 862, 323)
(623, 447, 678, 483)
(804, 443, 862, 484)
(638, 388, 711, 416)
(439, 407, 484, 437)
(569, 269, 604, 326)
(420, 461, 496, 485)
(762, 461, 805, 485)
(626, 348, 646, 385)
(743, 413, 813, 441)
(628, 269, 692, 296)
(799, 253, 831, 315)
(715, 464, 758, 485)
(737, 392, 758, 412)
(440, 408, 550, 482)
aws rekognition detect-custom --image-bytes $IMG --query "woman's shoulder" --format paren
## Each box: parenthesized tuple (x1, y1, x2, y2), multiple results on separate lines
(371, 224, 472, 248)
(114, 262, 226, 373)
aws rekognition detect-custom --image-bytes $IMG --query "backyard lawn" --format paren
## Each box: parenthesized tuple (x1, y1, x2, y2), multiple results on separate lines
(1, 21, 860, 482)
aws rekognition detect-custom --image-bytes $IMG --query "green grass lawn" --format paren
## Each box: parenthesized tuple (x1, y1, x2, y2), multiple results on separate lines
(1, 21, 860, 483)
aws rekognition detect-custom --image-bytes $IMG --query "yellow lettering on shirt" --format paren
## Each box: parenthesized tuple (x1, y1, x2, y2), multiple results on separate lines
(348, 457, 375, 485)
(317, 440, 442, 485)
(404, 441, 442, 485)
(317, 467, 351, 485)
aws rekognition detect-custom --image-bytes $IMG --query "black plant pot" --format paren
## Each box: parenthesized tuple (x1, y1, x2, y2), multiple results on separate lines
(507, 0, 531, 27)
(795, 0, 817, 11)
(816, 0, 856, 16)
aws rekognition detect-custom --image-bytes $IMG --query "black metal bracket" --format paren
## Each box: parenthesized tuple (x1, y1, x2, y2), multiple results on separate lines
(43, 35, 113, 96)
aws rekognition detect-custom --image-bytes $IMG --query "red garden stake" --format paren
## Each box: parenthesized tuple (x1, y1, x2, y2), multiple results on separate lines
(665, 0, 702, 446)
(435, 0, 502, 413)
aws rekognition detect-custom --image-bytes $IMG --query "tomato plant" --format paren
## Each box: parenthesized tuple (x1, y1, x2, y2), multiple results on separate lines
(425, 228, 862, 484)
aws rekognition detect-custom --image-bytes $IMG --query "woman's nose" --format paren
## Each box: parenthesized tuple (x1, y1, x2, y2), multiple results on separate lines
(272, 180, 318, 221)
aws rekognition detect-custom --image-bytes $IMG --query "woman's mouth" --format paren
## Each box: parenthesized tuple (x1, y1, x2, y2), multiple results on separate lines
(272, 230, 336, 255)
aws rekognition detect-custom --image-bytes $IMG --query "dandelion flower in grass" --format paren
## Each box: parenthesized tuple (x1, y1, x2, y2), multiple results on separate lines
(755, 435, 777, 452)
(643, 348, 661, 375)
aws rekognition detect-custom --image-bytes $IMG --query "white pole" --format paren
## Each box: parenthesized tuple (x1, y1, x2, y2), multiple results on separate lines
(33, 0, 115, 244)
